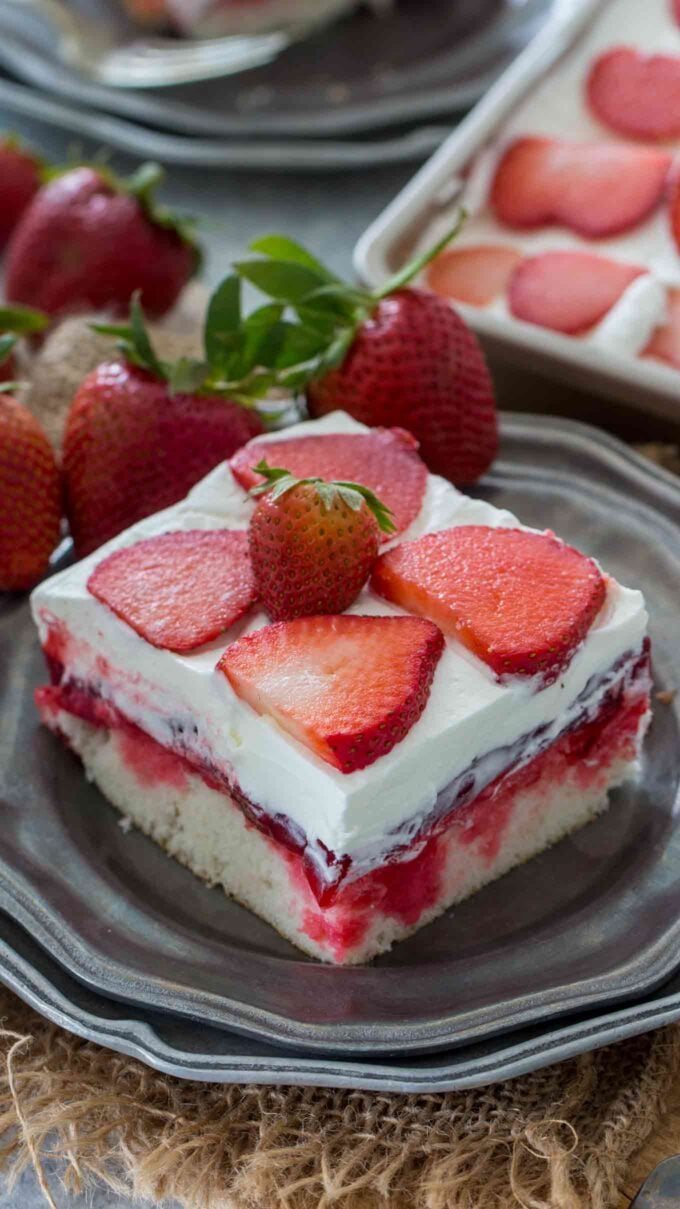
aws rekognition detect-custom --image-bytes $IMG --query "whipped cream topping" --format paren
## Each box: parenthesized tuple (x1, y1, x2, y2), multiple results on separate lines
(415, 0, 680, 356)
(32, 412, 648, 874)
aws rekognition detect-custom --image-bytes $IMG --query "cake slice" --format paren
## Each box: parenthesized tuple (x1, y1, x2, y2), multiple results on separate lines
(31, 412, 651, 964)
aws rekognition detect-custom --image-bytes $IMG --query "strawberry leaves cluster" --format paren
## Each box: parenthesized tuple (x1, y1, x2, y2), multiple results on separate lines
(250, 459, 397, 534)
(231, 218, 465, 394)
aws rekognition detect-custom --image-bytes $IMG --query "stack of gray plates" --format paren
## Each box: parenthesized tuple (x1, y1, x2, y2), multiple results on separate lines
(0, 0, 552, 170)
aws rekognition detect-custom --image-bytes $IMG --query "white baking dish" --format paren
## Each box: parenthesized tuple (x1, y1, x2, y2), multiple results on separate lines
(354, 0, 680, 423)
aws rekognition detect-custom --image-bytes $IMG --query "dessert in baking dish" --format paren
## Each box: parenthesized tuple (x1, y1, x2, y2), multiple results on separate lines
(32, 413, 651, 964)
(421, 0, 680, 369)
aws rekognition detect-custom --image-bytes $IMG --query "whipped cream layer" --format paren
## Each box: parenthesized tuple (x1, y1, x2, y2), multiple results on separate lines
(416, 0, 680, 356)
(32, 413, 648, 878)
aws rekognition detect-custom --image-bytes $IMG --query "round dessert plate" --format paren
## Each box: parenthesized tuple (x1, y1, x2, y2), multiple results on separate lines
(1, 414, 679, 1056)
(3, 906, 680, 1091)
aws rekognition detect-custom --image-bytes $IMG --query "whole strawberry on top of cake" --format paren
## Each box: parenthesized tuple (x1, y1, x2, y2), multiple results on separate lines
(32, 410, 651, 964)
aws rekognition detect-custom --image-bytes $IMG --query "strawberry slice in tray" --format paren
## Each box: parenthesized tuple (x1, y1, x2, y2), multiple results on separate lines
(371, 525, 606, 685)
(426, 245, 522, 306)
(586, 47, 680, 141)
(644, 288, 680, 369)
(231, 428, 428, 536)
(88, 530, 258, 652)
(490, 137, 671, 238)
(219, 614, 444, 773)
(508, 251, 645, 336)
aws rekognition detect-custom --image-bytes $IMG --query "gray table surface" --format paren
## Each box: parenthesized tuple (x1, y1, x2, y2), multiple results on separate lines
(0, 106, 416, 1209)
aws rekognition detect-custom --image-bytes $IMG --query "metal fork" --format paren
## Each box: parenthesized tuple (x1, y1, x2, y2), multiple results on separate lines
(0, 0, 294, 86)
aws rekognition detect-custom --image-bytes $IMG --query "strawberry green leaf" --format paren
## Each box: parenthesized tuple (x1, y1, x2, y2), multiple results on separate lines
(0, 334, 18, 368)
(0, 380, 22, 393)
(165, 356, 210, 395)
(130, 292, 164, 375)
(234, 258, 334, 307)
(249, 235, 340, 284)
(0, 304, 48, 335)
(372, 210, 466, 300)
(333, 481, 396, 533)
(204, 275, 242, 376)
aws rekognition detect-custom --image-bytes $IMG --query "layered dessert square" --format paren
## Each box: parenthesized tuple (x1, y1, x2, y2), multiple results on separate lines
(32, 413, 651, 964)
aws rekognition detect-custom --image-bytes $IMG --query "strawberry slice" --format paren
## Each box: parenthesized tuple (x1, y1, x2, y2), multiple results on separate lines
(88, 530, 257, 652)
(425, 244, 522, 306)
(643, 288, 680, 368)
(219, 614, 444, 773)
(371, 526, 605, 683)
(490, 137, 671, 237)
(587, 47, 680, 140)
(231, 428, 427, 535)
(508, 251, 644, 335)
(670, 178, 680, 256)
(675, 0, 680, 25)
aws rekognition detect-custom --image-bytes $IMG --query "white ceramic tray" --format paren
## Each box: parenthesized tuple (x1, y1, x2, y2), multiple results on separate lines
(354, 0, 680, 423)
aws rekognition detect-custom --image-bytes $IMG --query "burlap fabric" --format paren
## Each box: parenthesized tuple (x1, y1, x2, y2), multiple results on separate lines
(0, 987, 679, 1209)
(4, 315, 680, 1208)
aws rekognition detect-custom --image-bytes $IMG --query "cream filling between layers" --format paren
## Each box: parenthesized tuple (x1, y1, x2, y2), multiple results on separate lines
(31, 413, 649, 870)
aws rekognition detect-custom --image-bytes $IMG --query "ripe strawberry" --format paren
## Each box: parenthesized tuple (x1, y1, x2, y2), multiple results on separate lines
(248, 462, 394, 620)
(0, 337, 61, 591)
(643, 287, 680, 369)
(232, 226, 498, 484)
(88, 530, 257, 651)
(5, 162, 200, 321)
(508, 251, 644, 335)
(426, 244, 521, 306)
(490, 137, 671, 237)
(372, 525, 605, 684)
(63, 289, 263, 557)
(587, 47, 680, 141)
(0, 136, 43, 248)
(219, 614, 444, 772)
(231, 427, 427, 535)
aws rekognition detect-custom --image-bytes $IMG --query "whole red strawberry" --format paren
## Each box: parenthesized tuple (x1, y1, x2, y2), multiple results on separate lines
(5, 162, 200, 321)
(63, 290, 263, 556)
(249, 461, 395, 620)
(0, 136, 43, 248)
(0, 338, 62, 591)
(234, 224, 498, 484)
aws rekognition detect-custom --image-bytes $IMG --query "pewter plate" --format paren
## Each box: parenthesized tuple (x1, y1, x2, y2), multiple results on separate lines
(1, 414, 679, 1056)
(0, 0, 550, 134)
(4, 906, 680, 1091)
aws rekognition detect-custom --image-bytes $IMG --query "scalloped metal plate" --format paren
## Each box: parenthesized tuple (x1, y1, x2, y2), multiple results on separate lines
(1, 414, 679, 1056)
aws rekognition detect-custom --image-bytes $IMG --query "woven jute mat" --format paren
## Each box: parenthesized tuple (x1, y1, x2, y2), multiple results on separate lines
(1, 987, 680, 1209)
(6, 317, 680, 1207)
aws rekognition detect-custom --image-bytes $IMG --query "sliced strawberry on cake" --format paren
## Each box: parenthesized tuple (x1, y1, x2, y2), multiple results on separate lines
(586, 47, 680, 141)
(490, 137, 671, 237)
(88, 530, 258, 652)
(508, 251, 645, 335)
(372, 525, 606, 684)
(231, 427, 427, 536)
(220, 615, 444, 773)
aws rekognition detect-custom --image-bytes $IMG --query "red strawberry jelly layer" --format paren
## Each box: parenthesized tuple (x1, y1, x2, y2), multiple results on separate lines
(38, 634, 650, 952)
(292, 678, 649, 960)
